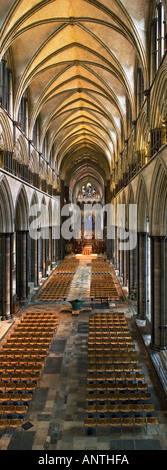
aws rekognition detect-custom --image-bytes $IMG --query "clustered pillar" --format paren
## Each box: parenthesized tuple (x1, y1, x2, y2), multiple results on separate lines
(30, 231, 39, 287)
(16, 230, 28, 300)
(0, 233, 13, 318)
(150, 236, 167, 349)
(137, 232, 148, 319)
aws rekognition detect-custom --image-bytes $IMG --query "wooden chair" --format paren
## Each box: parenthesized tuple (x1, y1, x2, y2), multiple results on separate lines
(108, 393, 118, 403)
(140, 392, 151, 402)
(86, 393, 96, 403)
(135, 373, 145, 382)
(137, 383, 148, 391)
(146, 416, 159, 433)
(85, 404, 96, 416)
(109, 417, 121, 432)
(10, 394, 21, 404)
(0, 419, 10, 431)
(84, 417, 96, 435)
(126, 373, 135, 382)
(115, 373, 126, 382)
(0, 393, 11, 404)
(97, 404, 109, 417)
(5, 383, 16, 393)
(131, 404, 143, 415)
(3, 405, 16, 417)
(9, 419, 23, 432)
(121, 417, 134, 434)
(129, 392, 140, 403)
(108, 404, 119, 416)
(118, 393, 130, 403)
(134, 417, 147, 433)
(127, 383, 138, 392)
(96, 393, 108, 403)
(117, 383, 127, 392)
(119, 404, 131, 415)
(143, 404, 155, 416)
(15, 405, 28, 418)
(96, 417, 109, 434)
(21, 393, 32, 405)
(15, 383, 26, 392)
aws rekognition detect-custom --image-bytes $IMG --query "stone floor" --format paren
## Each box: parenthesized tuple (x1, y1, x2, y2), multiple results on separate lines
(0, 261, 167, 452)
(67, 261, 92, 301)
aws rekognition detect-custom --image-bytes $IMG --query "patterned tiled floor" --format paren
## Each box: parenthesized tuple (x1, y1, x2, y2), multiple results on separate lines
(0, 261, 167, 451)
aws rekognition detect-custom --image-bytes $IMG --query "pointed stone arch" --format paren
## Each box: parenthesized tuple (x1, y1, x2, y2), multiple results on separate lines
(0, 174, 14, 233)
(136, 175, 149, 233)
(149, 158, 167, 236)
(15, 185, 29, 232)
(0, 109, 13, 152)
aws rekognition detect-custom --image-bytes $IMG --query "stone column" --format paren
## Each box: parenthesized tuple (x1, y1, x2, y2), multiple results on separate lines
(115, 227, 119, 270)
(42, 237, 46, 277)
(30, 230, 39, 287)
(105, 180, 111, 259)
(10, 233, 14, 316)
(49, 226, 52, 260)
(126, 248, 130, 291)
(16, 230, 28, 300)
(0, 233, 13, 318)
(123, 248, 127, 286)
(52, 225, 58, 262)
(60, 181, 65, 259)
(128, 231, 136, 294)
(137, 232, 147, 319)
(106, 239, 113, 260)
(119, 244, 124, 280)
(150, 236, 167, 349)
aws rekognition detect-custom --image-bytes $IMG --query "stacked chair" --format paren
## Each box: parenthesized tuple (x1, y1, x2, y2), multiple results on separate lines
(85, 312, 158, 436)
(0, 310, 59, 433)
(90, 260, 120, 302)
(38, 258, 79, 301)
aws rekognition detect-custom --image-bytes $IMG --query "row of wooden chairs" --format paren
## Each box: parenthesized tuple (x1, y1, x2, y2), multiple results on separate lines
(0, 393, 32, 405)
(86, 382, 148, 392)
(87, 364, 142, 373)
(0, 419, 23, 431)
(88, 360, 139, 368)
(0, 404, 28, 418)
(89, 318, 127, 324)
(84, 416, 159, 434)
(89, 337, 132, 343)
(88, 335, 133, 342)
(86, 402, 155, 417)
(0, 382, 37, 393)
(90, 293, 119, 298)
(87, 372, 145, 383)
(88, 340, 135, 348)
(3, 332, 54, 343)
(86, 391, 152, 404)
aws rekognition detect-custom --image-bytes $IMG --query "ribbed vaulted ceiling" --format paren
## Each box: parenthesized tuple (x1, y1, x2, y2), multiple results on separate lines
(0, 0, 150, 194)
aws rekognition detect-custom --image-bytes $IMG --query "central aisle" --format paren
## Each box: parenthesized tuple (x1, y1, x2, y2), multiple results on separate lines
(66, 260, 92, 301)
